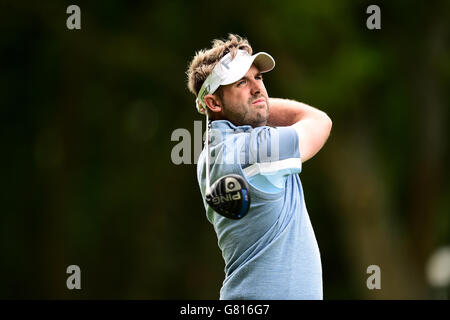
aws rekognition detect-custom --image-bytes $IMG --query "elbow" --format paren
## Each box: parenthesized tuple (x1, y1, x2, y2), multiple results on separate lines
(323, 112, 332, 136)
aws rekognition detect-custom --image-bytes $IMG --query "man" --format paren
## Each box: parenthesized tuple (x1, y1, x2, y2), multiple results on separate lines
(186, 34, 332, 299)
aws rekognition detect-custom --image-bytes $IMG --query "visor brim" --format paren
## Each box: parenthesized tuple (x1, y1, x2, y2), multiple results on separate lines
(221, 52, 275, 86)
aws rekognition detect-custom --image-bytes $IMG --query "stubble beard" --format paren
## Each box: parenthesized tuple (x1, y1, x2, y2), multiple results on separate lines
(246, 95, 269, 127)
(222, 96, 269, 128)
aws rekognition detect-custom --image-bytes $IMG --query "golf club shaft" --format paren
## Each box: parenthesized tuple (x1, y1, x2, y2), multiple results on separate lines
(205, 113, 211, 194)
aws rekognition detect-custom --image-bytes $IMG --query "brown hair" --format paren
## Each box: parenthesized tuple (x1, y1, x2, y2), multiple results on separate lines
(186, 34, 253, 97)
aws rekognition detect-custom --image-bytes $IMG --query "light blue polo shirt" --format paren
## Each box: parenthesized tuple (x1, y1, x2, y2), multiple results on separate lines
(197, 120, 322, 300)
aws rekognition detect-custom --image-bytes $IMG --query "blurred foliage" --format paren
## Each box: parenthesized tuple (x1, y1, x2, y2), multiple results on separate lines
(0, 0, 449, 299)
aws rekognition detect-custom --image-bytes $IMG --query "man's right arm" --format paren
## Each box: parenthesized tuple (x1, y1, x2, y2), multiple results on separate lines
(267, 98, 332, 163)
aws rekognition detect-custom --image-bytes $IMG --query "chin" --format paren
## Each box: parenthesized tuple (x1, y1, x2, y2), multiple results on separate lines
(252, 115, 268, 127)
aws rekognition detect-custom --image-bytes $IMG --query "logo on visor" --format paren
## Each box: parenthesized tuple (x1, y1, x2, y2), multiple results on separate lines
(199, 85, 209, 102)
(221, 55, 232, 69)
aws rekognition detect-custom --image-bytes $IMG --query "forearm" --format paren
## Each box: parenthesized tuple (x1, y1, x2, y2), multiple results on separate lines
(267, 98, 329, 127)
(267, 98, 332, 163)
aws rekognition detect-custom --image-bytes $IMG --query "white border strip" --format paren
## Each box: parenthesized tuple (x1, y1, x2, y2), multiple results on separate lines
(242, 158, 302, 178)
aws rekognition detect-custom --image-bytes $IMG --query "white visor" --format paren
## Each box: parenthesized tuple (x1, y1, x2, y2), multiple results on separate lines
(195, 49, 275, 114)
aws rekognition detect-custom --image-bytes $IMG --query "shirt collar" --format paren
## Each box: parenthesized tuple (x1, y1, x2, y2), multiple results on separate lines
(210, 120, 253, 132)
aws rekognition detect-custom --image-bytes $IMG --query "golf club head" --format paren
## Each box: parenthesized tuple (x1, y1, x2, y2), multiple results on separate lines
(205, 174, 251, 220)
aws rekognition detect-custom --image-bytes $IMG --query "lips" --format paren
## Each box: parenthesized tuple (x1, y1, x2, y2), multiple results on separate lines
(252, 98, 265, 105)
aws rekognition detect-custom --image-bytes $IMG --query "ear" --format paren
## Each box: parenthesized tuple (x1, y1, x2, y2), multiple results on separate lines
(204, 94, 222, 113)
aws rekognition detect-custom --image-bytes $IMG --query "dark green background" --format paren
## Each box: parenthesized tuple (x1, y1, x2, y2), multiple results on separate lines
(1, 0, 449, 299)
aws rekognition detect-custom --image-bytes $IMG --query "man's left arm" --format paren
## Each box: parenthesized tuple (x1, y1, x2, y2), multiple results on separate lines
(267, 98, 332, 163)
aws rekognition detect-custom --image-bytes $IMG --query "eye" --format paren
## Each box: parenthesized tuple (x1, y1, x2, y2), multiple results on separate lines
(237, 79, 246, 87)
(255, 74, 263, 81)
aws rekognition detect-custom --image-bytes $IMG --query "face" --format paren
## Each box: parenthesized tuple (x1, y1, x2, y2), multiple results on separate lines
(217, 64, 269, 127)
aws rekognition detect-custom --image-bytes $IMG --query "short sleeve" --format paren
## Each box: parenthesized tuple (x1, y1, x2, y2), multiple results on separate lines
(242, 126, 302, 179)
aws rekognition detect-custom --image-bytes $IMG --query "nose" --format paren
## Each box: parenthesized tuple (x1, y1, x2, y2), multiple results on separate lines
(250, 79, 262, 96)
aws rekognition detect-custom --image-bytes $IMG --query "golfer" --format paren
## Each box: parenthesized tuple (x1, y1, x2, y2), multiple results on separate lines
(186, 34, 332, 299)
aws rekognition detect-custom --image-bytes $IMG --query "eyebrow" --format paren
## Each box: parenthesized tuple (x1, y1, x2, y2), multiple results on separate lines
(238, 72, 263, 82)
